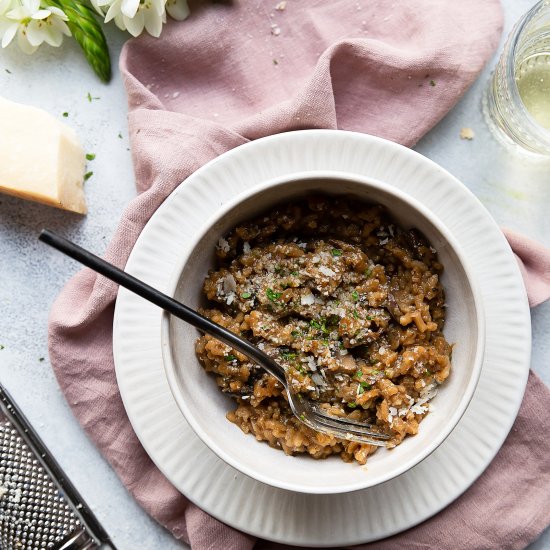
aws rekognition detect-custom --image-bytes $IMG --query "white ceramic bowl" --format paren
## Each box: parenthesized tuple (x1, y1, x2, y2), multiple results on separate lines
(161, 171, 485, 494)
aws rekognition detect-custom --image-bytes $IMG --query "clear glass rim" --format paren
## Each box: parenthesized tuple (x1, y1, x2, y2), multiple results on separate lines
(507, 0, 550, 147)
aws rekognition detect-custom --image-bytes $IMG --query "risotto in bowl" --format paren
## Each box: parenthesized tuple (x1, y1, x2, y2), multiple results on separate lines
(161, 172, 484, 494)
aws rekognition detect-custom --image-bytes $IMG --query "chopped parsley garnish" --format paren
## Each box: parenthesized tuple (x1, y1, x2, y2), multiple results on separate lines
(280, 349, 297, 360)
(87, 92, 100, 102)
(274, 265, 284, 274)
(366, 316, 373, 320)
(84, 171, 93, 181)
(360, 381, 371, 390)
(241, 292, 252, 299)
(347, 402, 357, 408)
(300, 413, 306, 420)
(355, 369, 363, 378)
(62, 112, 68, 117)
(39, 357, 45, 362)
(290, 271, 299, 276)
(425, 369, 432, 376)
(364, 268, 372, 277)
(352, 310, 359, 319)
(358, 385, 365, 395)
(291, 330, 300, 338)
(266, 288, 282, 301)
(352, 290, 359, 301)
(224, 354, 237, 362)
(310, 319, 322, 329)
(331, 248, 343, 257)
(86, 153, 96, 161)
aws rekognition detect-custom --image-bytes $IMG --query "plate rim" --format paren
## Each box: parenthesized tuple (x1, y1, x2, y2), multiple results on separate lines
(113, 129, 531, 546)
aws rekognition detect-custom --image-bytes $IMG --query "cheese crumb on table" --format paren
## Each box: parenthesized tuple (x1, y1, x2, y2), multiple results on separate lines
(0, 96, 87, 214)
(459, 127, 475, 140)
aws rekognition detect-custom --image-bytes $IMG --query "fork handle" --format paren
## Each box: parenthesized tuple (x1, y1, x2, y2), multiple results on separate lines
(39, 230, 287, 385)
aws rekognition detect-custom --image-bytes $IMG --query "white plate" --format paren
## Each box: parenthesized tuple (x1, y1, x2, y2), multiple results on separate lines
(113, 130, 531, 546)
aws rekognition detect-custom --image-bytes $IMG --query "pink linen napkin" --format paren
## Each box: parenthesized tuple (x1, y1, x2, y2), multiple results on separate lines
(48, 1, 550, 548)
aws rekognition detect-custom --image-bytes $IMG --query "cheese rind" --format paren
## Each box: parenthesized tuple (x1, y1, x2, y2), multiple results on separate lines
(0, 96, 87, 214)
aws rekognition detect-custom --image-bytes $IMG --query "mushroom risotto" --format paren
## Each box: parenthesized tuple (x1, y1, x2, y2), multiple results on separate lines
(195, 195, 452, 465)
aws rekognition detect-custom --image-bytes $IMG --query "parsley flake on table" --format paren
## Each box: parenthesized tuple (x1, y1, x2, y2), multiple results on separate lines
(86, 153, 96, 161)
(84, 171, 94, 181)
(62, 112, 69, 117)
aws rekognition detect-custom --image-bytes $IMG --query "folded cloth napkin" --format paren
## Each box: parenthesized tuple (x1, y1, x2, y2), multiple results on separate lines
(48, 1, 550, 548)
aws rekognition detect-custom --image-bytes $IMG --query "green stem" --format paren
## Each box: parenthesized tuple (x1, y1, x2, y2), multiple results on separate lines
(48, 0, 111, 83)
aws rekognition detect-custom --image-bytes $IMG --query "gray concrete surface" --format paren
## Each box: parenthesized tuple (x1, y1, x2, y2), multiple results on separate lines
(0, 0, 548, 548)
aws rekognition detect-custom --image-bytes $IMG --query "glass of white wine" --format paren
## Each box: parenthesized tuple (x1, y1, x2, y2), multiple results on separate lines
(484, 0, 550, 155)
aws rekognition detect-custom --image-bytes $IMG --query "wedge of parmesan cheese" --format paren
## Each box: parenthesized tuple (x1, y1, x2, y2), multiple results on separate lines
(0, 96, 87, 214)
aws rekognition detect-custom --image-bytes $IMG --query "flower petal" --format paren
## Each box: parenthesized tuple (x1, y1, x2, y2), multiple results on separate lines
(120, 0, 139, 18)
(17, 26, 37, 53)
(0, 0, 13, 15)
(25, 20, 45, 45)
(143, 6, 162, 36)
(43, 23, 62, 46)
(7, 6, 28, 20)
(113, 12, 126, 30)
(51, 17, 70, 36)
(1, 21, 17, 47)
(104, 0, 121, 22)
(47, 6, 68, 20)
(152, 0, 164, 17)
(24, 0, 40, 14)
(123, 9, 144, 36)
(166, 0, 188, 21)
(31, 9, 50, 19)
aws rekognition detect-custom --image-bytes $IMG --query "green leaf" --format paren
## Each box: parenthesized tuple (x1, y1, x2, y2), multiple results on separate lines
(331, 248, 343, 257)
(266, 288, 282, 301)
(86, 153, 96, 161)
(49, 0, 111, 82)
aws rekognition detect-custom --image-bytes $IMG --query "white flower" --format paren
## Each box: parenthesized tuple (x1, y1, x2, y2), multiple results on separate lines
(98, 0, 164, 37)
(1, 0, 70, 54)
(95, 0, 188, 37)
(165, 0, 188, 21)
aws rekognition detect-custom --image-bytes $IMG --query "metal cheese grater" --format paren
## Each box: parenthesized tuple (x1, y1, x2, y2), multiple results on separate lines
(0, 384, 116, 549)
